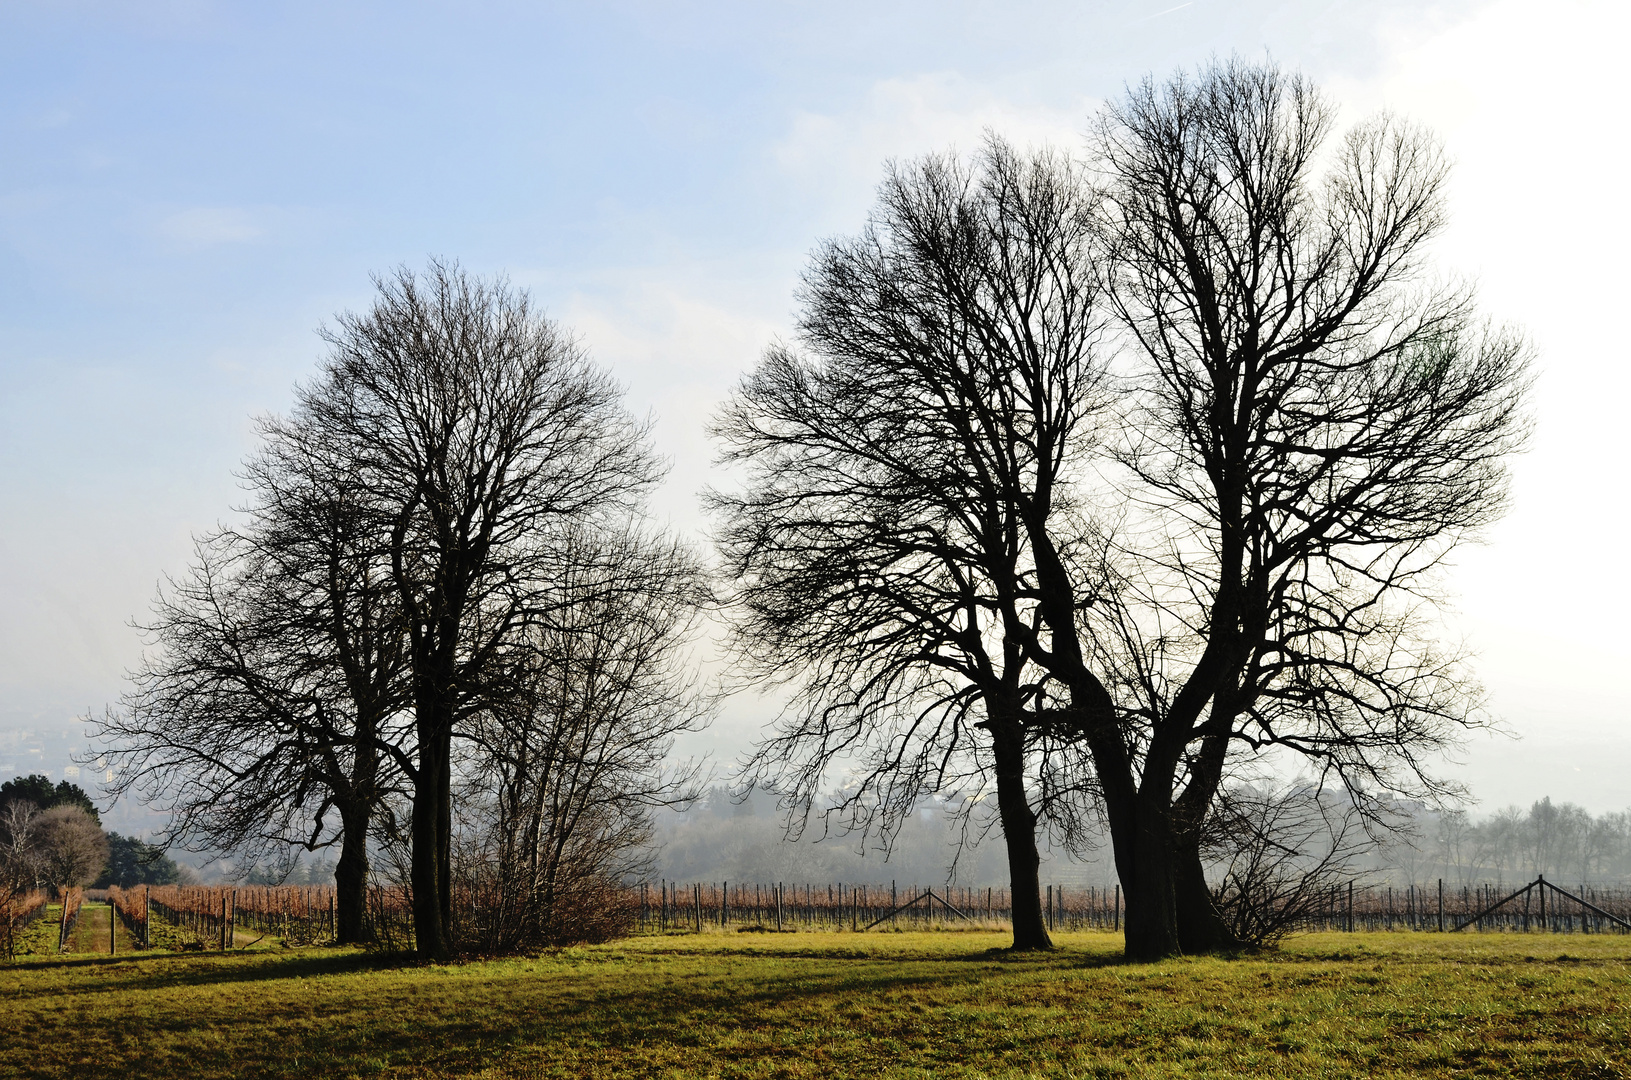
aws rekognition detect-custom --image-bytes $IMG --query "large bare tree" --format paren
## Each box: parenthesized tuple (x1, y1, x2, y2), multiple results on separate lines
(718, 61, 1530, 960)
(94, 437, 411, 944)
(1024, 59, 1532, 958)
(713, 138, 1106, 950)
(291, 261, 661, 960)
(33, 806, 109, 891)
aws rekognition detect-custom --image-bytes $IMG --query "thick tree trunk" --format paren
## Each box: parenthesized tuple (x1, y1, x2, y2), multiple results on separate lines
(1118, 797, 1182, 961)
(990, 719, 1051, 951)
(1174, 843, 1240, 952)
(334, 804, 370, 945)
(1168, 725, 1242, 952)
(411, 719, 453, 961)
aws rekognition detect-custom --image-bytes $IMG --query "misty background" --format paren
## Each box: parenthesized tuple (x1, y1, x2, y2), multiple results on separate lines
(1, 0, 1627, 879)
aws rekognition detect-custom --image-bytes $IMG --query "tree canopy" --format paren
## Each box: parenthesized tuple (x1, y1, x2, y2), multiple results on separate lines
(0, 775, 100, 825)
(714, 58, 1532, 959)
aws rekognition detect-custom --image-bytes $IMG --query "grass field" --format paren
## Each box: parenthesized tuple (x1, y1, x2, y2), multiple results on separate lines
(3, 928, 1629, 1079)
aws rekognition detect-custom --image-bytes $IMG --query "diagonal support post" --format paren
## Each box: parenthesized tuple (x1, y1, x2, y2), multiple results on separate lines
(1540, 877, 1631, 932)
(1451, 880, 1537, 932)
(863, 890, 933, 930)
(925, 888, 974, 922)
(861, 888, 977, 930)
(1451, 875, 1631, 933)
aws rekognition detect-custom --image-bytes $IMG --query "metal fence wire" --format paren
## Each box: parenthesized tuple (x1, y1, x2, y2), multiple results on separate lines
(632, 876, 1631, 934)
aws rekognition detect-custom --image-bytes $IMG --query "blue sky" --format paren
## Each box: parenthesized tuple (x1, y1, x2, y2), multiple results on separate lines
(2, 0, 1627, 812)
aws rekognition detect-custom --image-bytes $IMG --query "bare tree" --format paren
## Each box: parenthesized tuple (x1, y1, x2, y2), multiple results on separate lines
(713, 137, 1106, 950)
(32, 806, 108, 891)
(718, 60, 1529, 961)
(92, 442, 411, 944)
(1025, 57, 1532, 957)
(456, 526, 712, 950)
(291, 260, 662, 959)
(0, 799, 42, 891)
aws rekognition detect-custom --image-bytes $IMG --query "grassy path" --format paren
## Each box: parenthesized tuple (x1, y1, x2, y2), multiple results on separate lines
(61, 903, 138, 956)
(3, 930, 1630, 1078)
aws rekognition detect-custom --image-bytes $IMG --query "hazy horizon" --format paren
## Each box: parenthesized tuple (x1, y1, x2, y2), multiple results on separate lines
(2, 0, 1626, 818)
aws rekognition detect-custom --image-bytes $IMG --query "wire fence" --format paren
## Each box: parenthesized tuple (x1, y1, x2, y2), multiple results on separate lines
(106, 884, 340, 950)
(634, 881, 1101, 932)
(633, 877, 1631, 935)
(51, 874, 1631, 956)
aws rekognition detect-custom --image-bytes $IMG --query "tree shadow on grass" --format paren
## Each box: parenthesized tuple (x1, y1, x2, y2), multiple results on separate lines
(12, 943, 1082, 1078)
(7, 945, 418, 993)
(198, 954, 1047, 1078)
(7, 935, 1177, 1080)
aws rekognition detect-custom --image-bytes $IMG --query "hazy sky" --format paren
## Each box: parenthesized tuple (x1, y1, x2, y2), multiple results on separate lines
(2, 0, 1626, 812)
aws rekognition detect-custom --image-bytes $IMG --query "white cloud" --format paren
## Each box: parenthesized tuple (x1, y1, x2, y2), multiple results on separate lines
(154, 206, 265, 247)
(771, 72, 1097, 228)
(546, 269, 784, 534)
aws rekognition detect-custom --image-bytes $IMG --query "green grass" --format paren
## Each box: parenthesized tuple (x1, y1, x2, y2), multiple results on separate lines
(6, 905, 62, 959)
(8, 903, 141, 959)
(3, 929, 1630, 1078)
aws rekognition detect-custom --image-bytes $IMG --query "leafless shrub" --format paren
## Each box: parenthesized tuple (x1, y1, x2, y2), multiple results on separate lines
(1203, 786, 1372, 947)
(451, 527, 710, 952)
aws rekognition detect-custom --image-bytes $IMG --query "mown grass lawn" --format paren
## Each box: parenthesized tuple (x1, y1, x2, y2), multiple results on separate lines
(3, 929, 1629, 1078)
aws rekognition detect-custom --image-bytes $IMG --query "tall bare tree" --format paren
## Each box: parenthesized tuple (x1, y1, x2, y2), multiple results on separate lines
(93, 448, 411, 943)
(1024, 58, 1532, 957)
(718, 61, 1530, 961)
(713, 138, 1106, 950)
(32, 806, 108, 891)
(290, 260, 661, 959)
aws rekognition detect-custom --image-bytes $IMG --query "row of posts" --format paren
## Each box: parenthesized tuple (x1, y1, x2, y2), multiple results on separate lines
(638, 877, 1626, 935)
(639, 881, 1129, 932)
(115, 888, 336, 951)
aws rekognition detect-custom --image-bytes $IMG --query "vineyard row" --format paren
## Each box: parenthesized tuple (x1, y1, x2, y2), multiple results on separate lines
(85, 876, 1631, 952)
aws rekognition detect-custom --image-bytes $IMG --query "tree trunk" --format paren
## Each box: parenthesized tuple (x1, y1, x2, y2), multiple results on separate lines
(1162, 716, 1242, 952)
(1113, 792, 1183, 961)
(1173, 843, 1240, 952)
(334, 803, 370, 945)
(411, 719, 453, 960)
(990, 719, 1051, 951)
